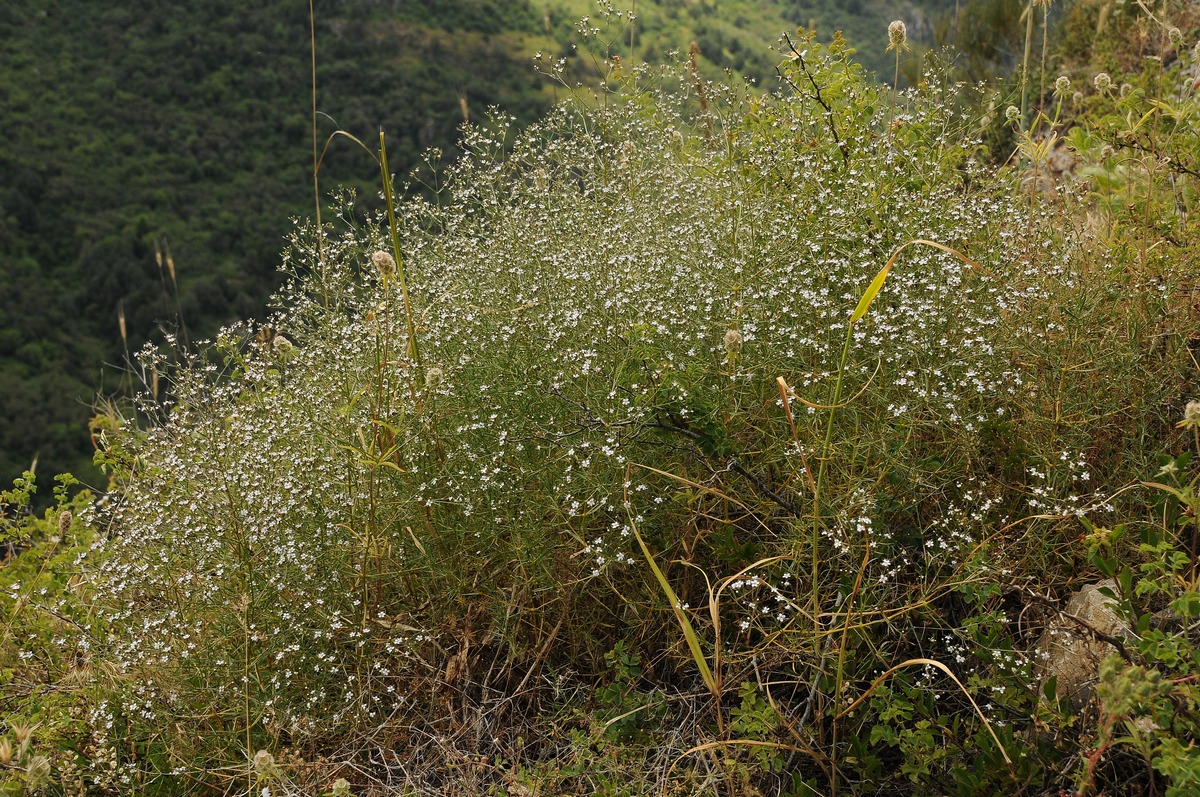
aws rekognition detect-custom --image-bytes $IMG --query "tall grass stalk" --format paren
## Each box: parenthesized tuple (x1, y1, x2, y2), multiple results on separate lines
(379, 132, 420, 368)
(309, 0, 325, 273)
(815, 238, 983, 791)
(1021, 1, 1036, 119)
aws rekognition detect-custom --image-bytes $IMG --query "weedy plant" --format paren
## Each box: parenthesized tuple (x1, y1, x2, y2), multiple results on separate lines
(1, 8, 1197, 797)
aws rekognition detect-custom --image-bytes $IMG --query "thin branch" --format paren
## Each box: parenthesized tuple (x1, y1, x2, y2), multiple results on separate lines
(778, 33, 850, 166)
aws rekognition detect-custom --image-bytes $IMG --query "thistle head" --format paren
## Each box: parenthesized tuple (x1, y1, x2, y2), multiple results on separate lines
(372, 250, 396, 279)
(252, 750, 277, 780)
(723, 329, 744, 358)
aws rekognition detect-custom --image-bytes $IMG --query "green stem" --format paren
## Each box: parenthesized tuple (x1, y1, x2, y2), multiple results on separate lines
(811, 322, 855, 632)
(1021, 0, 1035, 120)
(379, 132, 421, 367)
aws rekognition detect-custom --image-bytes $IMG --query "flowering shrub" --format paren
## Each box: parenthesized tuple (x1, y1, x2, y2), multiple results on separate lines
(4, 27, 1195, 797)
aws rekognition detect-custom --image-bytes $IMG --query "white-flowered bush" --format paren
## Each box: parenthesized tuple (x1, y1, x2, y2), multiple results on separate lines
(80, 37, 1142, 793)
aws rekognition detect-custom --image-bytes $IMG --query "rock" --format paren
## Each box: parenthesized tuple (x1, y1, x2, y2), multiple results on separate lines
(1034, 579, 1135, 710)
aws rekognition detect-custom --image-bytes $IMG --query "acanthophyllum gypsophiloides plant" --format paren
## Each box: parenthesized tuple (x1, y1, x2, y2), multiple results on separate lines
(82, 32, 1107, 794)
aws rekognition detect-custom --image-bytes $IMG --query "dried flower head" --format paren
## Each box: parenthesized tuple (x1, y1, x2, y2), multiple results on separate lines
(1005, 105, 1021, 124)
(1119, 82, 1133, 98)
(617, 139, 638, 166)
(1094, 72, 1112, 93)
(724, 329, 744, 355)
(1178, 400, 1200, 429)
(1054, 75, 1071, 94)
(11, 723, 33, 747)
(252, 750, 277, 778)
(887, 20, 909, 52)
(425, 366, 445, 388)
(25, 755, 51, 790)
(372, 250, 396, 279)
(1168, 27, 1183, 46)
(1072, 91, 1084, 105)
(271, 335, 295, 358)
(58, 510, 72, 536)
(0, 738, 11, 766)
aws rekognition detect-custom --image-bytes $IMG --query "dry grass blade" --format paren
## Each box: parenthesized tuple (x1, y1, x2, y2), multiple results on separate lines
(780, 360, 881, 411)
(631, 462, 774, 536)
(775, 377, 819, 494)
(628, 512, 719, 698)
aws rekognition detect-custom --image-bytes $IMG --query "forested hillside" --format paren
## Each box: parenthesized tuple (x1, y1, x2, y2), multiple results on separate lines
(0, 0, 990, 494)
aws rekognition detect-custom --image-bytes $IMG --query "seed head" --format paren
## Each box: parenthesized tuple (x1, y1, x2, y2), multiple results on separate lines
(1168, 27, 1182, 47)
(58, 510, 72, 536)
(372, 250, 396, 279)
(887, 20, 908, 52)
(11, 723, 33, 747)
(271, 335, 295, 358)
(1094, 72, 1112, 93)
(618, 139, 637, 166)
(1054, 75, 1071, 94)
(25, 755, 51, 790)
(425, 366, 445, 388)
(252, 750, 277, 779)
(724, 329, 744, 355)
(1178, 400, 1200, 429)
(1119, 82, 1133, 98)
(1005, 105, 1021, 124)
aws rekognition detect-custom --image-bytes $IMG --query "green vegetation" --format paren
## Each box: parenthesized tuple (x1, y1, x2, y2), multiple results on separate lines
(4, 1, 1200, 795)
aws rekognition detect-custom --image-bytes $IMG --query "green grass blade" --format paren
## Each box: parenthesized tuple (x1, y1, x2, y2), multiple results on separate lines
(850, 239, 981, 324)
(630, 522, 719, 697)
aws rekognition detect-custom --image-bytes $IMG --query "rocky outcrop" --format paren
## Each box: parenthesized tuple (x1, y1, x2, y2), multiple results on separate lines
(1035, 579, 1136, 711)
